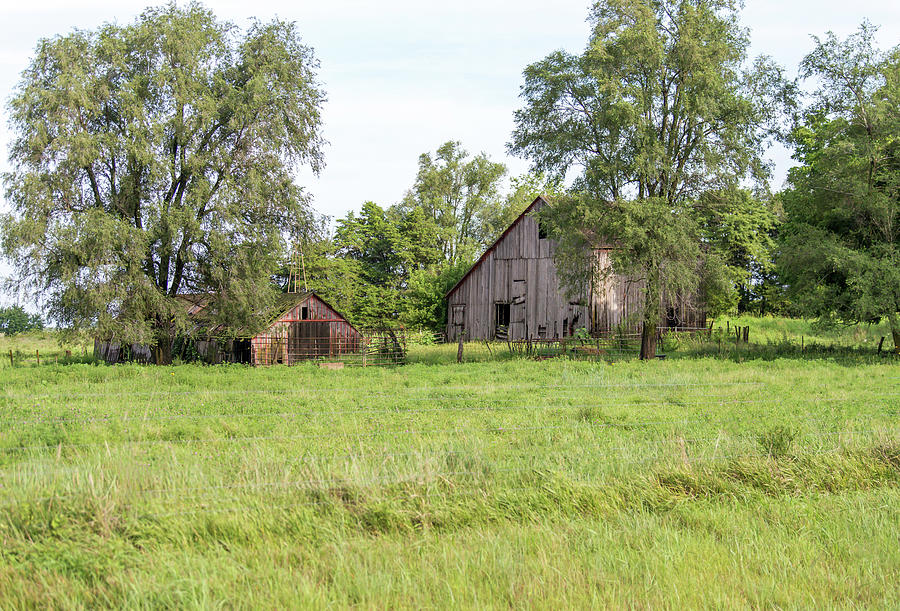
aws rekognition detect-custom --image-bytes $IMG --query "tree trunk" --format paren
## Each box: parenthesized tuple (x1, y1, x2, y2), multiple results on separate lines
(152, 339, 173, 365)
(640, 322, 657, 360)
(152, 316, 175, 365)
(890, 312, 900, 353)
(639, 266, 661, 361)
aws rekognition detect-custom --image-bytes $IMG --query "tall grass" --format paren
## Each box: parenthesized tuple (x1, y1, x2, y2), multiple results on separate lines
(0, 320, 898, 607)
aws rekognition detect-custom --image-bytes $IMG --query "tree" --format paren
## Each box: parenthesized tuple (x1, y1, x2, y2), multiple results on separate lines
(779, 24, 900, 350)
(401, 141, 507, 264)
(697, 188, 781, 315)
(1, 3, 325, 363)
(510, 0, 789, 358)
(330, 201, 442, 327)
(0, 305, 44, 336)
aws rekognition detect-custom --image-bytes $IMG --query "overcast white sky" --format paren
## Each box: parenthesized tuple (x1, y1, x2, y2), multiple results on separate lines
(1, 0, 899, 304)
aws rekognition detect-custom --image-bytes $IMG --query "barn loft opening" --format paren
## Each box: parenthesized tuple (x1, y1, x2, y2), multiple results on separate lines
(301, 305, 309, 320)
(538, 218, 548, 240)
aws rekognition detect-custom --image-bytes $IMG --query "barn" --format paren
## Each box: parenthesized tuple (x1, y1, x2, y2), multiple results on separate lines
(445, 196, 705, 341)
(95, 291, 362, 365)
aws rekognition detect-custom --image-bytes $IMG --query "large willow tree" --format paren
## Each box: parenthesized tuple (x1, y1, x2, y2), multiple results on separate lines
(1, 3, 325, 363)
(510, 0, 787, 358)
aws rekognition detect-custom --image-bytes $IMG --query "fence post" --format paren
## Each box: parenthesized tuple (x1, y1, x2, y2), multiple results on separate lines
(457, 330, 465, 363)
(743, 326, 749, 343)
(877, 336, 885, 354)
(8, 349, 12, 368)
(36, 350, 40, 366)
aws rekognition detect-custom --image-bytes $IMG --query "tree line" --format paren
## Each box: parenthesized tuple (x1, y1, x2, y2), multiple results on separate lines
(1, 1, 898, 361)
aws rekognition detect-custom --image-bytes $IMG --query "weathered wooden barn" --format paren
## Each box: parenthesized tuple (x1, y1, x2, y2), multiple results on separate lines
(96, 291, 362, 365)
(445, 196, 705, 341)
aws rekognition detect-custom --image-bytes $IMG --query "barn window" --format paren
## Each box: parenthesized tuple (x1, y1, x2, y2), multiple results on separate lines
(301, 306, 309, 320)
(451, 304, 466, 326)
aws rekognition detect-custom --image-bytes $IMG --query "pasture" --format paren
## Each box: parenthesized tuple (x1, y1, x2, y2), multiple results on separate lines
(0, 319, 898, 608)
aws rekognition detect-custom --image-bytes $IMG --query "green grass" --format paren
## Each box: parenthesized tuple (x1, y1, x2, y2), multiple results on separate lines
(0, 319, 898, 608)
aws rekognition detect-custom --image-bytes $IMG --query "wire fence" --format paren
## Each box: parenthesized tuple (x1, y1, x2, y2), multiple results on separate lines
(504, 327, 713, 359)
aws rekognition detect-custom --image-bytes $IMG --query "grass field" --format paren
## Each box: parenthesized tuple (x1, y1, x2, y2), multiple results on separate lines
(0, 318, 898, 608)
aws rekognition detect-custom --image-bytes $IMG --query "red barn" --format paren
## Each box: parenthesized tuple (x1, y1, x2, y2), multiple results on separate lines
(183, 291, 362, 365)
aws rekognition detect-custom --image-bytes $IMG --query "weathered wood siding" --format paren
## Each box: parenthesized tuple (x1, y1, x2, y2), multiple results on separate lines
(447, 196, 706, 341)
(251, 294, 361, 365)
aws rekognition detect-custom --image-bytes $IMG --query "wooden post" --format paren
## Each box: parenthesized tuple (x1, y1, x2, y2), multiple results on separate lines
(726, 320, 730, 333)
(8, 349, 12, 368)
(742, 326, 749, 343)
(36, 350, 40, 366)
(801, 336, 804, 352)
(877, 336, 885, 354)
(457, 331, 465, 363)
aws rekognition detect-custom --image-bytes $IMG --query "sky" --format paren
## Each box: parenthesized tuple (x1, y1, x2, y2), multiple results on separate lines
(1, 0, 899, 305)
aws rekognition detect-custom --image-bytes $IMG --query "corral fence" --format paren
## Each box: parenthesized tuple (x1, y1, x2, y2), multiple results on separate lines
(505, 326, 713, 360)
(93, 327, 408, 367)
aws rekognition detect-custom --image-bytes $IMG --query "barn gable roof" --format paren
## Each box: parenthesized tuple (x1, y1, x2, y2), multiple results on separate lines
(444, 195, 548, 299)
(178, 291, 357, 339)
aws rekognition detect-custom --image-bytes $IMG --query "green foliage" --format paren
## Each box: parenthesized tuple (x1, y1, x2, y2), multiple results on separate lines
(1, 3, 325, 361)
(0, 305, 44, 335)
(400, 141, 508, 264)
(401, 260, 471, 331)
(299, 201, 445, 328)
(779, 24, 900, 349)
(698, 189, 783, 315)
(510, 0, 790, 355)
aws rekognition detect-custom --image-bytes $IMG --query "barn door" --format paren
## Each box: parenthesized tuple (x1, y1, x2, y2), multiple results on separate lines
(510, 279, 527, 340)
(450, 304, 466, 340)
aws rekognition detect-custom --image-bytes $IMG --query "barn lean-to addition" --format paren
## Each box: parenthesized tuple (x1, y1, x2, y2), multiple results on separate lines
(95, 291, 362, 365)
(445, 196, 705, 342)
